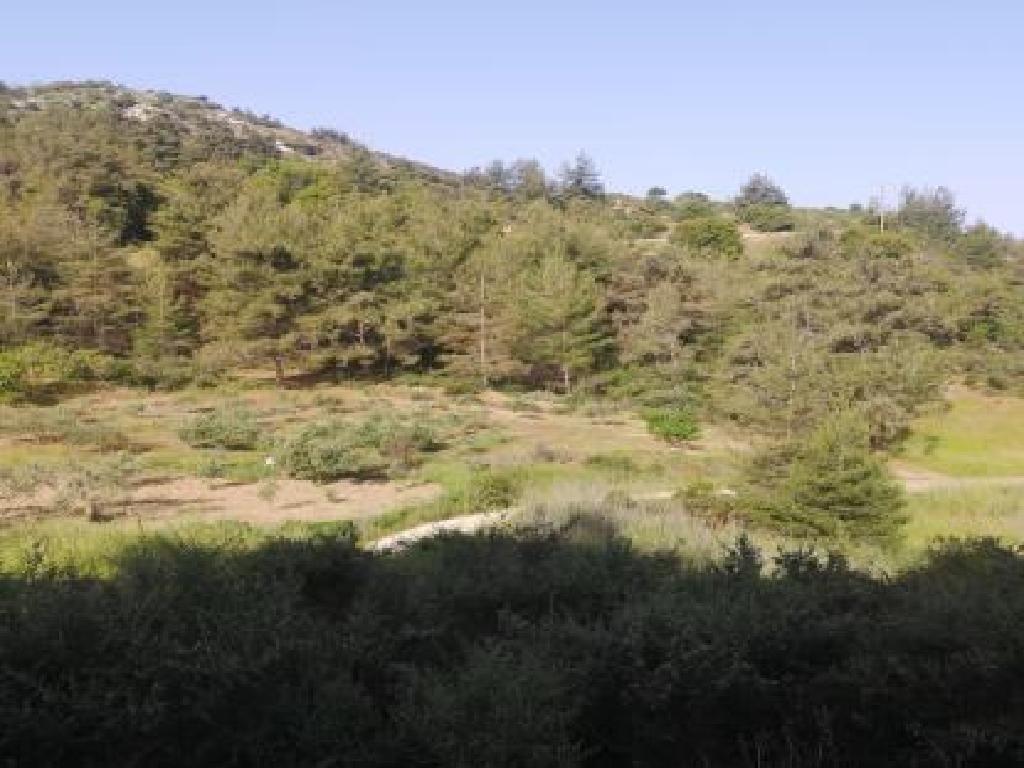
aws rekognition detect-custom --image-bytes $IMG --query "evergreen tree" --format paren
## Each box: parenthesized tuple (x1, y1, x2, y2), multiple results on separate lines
(748, 411, 907, 542)
(505, 252, 611, 391)
(558, 151, 604, 199)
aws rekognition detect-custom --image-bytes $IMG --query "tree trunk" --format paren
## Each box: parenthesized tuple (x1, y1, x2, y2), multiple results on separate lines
(274, 354, 285, 387)
(479, 270, 488, 387)
(562, 364, 571, 394)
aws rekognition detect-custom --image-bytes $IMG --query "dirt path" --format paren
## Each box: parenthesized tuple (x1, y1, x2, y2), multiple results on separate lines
(891, 463, 1024, 493)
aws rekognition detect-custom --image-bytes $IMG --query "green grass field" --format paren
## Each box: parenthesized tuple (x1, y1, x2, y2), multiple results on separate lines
(900, 387, 1024, 477)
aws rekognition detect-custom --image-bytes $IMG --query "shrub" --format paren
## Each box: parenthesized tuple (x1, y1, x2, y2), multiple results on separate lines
(673, 192, 716, 220)
(642, 406, 700, 442)
(840, 227, 916, 260)
(671, 216, 743, 257)
(745, 412, 906, 542)
(178, 406, 262, 450)
(0, 352, 26, 397)
(736, 202, 795, 232)
(352, 415, 440, 465)
(4, 524, 1024, 766)
(280, 415, 440, 483)
(280, 422, 383, 483)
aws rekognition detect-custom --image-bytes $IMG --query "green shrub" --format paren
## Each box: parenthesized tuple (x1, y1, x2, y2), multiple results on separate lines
(671, 216, 743, 257)
(352, 415, 440, 465)
(737, 202, 795, 232)
(840, 227, 916, 260)
(280, 422, 382, 483)
(178, 406, 262, 450)
(642, 406, 700, 442)
(0, 352, 26, 397)
(280, 415, 440, 483)
(673, 192, 717, 220)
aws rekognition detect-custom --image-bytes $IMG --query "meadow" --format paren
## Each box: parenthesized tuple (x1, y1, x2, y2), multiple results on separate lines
(2, 378, 1021, 570)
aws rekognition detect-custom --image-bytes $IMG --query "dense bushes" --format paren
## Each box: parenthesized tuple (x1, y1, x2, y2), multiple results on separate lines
(670, 216, 743, 257)
(280, 415, 440, 483)
(734, 173, 795, 231)
(0, 343, 174, 400)
(2, 521, 1023, 767)
(736, 201, 796, 232)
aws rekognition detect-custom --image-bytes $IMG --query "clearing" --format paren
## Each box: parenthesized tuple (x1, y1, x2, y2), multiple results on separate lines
(0, 383, 740, 527)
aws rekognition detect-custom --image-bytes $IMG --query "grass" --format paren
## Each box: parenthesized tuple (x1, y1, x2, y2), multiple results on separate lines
(903, 483, 1024, 547)
(143, 448, 273, 484)
(900, 387, 1024, 476)
(4, 381, 1021, 565)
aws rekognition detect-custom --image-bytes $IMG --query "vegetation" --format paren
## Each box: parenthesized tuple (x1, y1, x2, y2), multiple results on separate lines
(2, 80, 1024, 765)
(178, 405, 262, 450)
(0, 83, 1019, 419)
(744, 412, 907, 542)
(2, 519, 1024, 766)
(642, 405, 700, 442)
(670, 216, 742, 257)
(280, 414, 440, 483)
(735, 173, 795, 231)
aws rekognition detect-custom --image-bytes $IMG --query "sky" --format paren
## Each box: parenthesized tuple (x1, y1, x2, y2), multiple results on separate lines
(4, 1, 1023, 233)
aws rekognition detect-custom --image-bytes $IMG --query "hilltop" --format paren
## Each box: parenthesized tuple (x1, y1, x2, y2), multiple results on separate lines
(0, 80, 458, 185)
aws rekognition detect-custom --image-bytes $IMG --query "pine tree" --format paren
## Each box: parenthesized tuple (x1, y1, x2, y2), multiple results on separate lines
(749, 411, 907, 542)
(505, 252, 611, 391)
(558, 152, 604, 199)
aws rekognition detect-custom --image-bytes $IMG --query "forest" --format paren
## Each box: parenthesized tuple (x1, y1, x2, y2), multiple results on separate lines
(2, 81, 1024, 766)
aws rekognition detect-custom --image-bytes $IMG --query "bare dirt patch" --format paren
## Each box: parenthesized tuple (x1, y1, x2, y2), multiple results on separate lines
(891, 461, 1024, 493)
(3, 475, 443, 525)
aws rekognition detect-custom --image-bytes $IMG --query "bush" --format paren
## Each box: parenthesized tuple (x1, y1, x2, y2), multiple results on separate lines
(178, 406, 262, 450)
(642, 406, 700, 442)
(671, 216, 743, 257)
(673, 192, 716, 220)
(736, 202, 795, 232)
(0, 352, 26, 397)
(280, 415, 440, 483)
(3, 523, 1024, 766)
(279, 422, 383, 483)
(840, 227, 916, 260)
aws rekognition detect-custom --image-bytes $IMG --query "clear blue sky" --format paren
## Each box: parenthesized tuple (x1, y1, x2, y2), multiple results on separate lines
(4, 1, 1023, 233)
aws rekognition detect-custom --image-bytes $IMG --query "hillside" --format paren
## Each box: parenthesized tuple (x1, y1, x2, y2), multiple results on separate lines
(2, 83, 1022, 418)
(2, 80, 1024, 531)
(3, 81, 1024, 768)
(0, 80, 457, 183)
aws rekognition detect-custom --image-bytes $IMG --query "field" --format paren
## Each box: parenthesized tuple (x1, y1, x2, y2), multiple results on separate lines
(1, 379, 1022, 565)
(898, 385, 1024, 478)
(0, 381, 739, 534)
